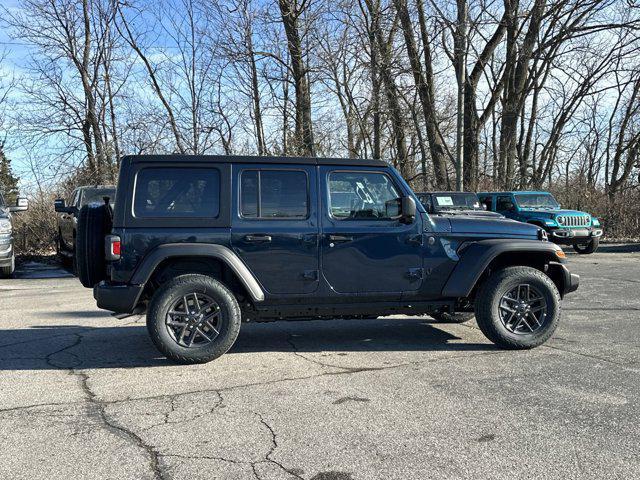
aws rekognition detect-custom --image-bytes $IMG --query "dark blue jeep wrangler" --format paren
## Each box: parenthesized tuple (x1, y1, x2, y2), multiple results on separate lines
(76, 156, 579, 364)
(478, 191, 603, 254)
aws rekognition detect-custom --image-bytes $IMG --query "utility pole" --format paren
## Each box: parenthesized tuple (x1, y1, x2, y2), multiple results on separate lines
(454, 0, 467, 192)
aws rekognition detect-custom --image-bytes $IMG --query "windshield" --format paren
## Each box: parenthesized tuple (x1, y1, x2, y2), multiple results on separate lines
(514, 193, 559, 209)
(81, 188, 115, 206)
(432, 193, 481, 211)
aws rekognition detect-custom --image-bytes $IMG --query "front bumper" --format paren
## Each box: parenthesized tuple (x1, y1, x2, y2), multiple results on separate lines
(0, 235, 13, 266)
(94, 281, 144, 313)
(549, 227, 603, 244)
(548, 261, 579, 298)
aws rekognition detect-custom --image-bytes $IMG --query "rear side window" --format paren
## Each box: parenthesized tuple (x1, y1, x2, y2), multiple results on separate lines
(133, 168, 220, 218)
(240, 170, 308, 219)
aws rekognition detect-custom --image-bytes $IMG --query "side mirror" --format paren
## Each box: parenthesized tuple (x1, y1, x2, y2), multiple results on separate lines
(482, 204, 488, 210)
(8, 197, 28, 213)
(385, 198, 402, 218)
(401, 196, 416, 223)
(54, 198, 66, 212)
(506, 202, 515, 211)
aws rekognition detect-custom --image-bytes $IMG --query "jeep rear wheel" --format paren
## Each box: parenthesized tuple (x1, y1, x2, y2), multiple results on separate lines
(147, 274, 241, 364)
(573, 237, 599, 254)
(475, 266, 560, 349)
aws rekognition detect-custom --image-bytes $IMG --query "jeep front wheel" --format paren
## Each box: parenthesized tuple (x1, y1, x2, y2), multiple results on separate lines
(146, 274, 241, 364)
(474, 266, 560, 349)
(573, 237, 599, 254)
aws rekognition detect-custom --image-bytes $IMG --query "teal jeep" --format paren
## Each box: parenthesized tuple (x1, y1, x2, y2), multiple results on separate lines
(478, 191, 603, 254)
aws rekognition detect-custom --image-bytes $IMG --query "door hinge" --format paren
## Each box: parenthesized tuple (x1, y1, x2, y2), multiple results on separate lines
(406, 268, 423, 280)
(301, 270, 318, 281)
(406, 234, 423, 246)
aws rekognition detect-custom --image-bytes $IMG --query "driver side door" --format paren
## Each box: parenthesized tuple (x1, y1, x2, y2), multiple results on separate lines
(319, 167, 423, 296)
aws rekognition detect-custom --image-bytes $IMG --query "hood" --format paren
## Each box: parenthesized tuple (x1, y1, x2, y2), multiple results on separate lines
(519, 208, 589, 218)
(448, 216, 540, 237)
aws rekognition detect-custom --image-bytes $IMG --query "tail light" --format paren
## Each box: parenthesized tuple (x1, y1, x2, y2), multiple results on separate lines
(105, 235, 121, 261)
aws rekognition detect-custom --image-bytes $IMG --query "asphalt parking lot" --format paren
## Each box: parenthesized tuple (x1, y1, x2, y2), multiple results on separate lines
(1, 246, 639, 480)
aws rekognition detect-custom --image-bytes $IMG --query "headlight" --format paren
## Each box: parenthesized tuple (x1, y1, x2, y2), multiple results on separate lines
(0, 219, 11, 234)
(592, 218, 600, 227)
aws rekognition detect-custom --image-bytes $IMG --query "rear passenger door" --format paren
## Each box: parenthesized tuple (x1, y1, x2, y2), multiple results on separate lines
(319, 167, 423, 295)
(231, 165, 319, 295)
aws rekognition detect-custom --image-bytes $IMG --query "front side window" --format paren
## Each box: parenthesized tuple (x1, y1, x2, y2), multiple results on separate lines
(133, 167, 220, 218)
(328, 171, 400, 220)
(240, 170, 308, 219)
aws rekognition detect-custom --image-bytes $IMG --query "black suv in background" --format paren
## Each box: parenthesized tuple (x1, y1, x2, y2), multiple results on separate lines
(54, 185, 115, 268)
(0, 192, 28, 278)
(75, 155, 578, 364)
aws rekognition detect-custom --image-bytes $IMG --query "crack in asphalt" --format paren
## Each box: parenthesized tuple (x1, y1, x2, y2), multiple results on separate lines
(156, 410, 305, 480)
(141, 390, 225, 433)
(457, 320, 640, 371)
(42, 333, 168, 480)
(256, 412, 305, 480)
(101, 349, 505, 408)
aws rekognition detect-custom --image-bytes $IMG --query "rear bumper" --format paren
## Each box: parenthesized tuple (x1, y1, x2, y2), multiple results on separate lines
(94, 281, 144, 313)
(549, 227, 602, 244)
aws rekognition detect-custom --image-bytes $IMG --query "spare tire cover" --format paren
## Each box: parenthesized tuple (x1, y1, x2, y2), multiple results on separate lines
(76, 204, 112, 288)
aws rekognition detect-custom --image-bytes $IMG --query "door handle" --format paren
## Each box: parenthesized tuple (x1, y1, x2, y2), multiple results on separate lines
(244, 234, 272, 242)
(328, 235, 353, 243)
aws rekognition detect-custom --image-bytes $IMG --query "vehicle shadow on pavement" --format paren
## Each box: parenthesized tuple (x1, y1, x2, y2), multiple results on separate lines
(0, 317, 494, 370)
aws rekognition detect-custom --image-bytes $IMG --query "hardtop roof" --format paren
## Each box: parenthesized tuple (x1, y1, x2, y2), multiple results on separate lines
(123, 154, 389, 168)
(478, 191, 552, 195)
(417, 191, 478, 195)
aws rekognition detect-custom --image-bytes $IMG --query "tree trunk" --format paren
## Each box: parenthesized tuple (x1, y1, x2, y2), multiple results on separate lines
(395, 0, 447, 187)
(278, 0, 315, 156)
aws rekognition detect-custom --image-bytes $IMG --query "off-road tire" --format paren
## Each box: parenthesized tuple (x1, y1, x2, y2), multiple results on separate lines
(0, 255, 15, 278)
(76, 204, 111, 287)
(573, 237, 599, 254)
(431, 311, 475, 323)
(475, 266, 560, 349)
(147, 274, 242, 364)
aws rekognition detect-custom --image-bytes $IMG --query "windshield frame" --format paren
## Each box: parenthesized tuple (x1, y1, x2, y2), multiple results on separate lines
(513, 193, 560, 209)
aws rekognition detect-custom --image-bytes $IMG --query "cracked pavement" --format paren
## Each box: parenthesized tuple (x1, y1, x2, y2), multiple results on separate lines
(1, 245, 639, 479)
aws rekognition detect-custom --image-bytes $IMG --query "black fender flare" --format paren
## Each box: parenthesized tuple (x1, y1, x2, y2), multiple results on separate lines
(131, 243, 265, 302)
(441, 239, 564, 298)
